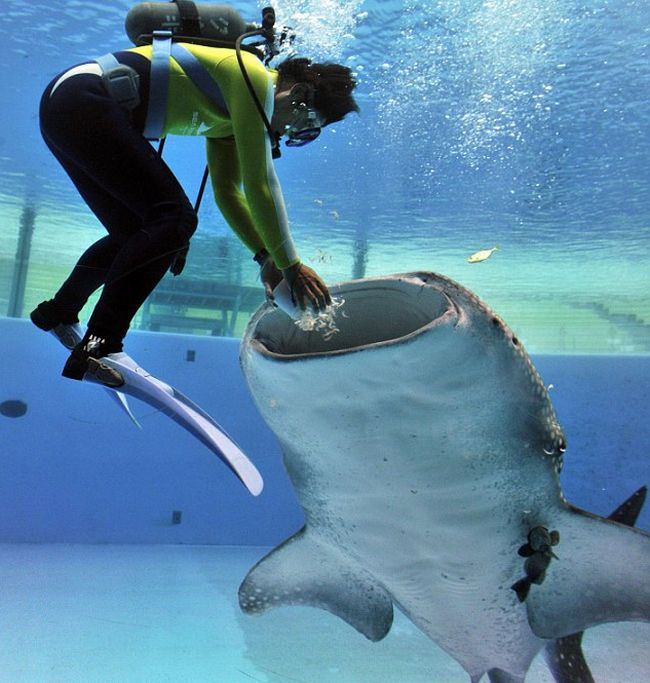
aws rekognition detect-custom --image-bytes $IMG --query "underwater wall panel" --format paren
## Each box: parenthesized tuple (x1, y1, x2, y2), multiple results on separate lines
(0, 318, 304, 545)
(1, 317, 648, 544)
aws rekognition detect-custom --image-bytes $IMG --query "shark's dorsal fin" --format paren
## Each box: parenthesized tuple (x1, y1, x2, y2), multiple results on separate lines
(238, 527, 394, 641)
(608, 485, 647, 526)
(543, 633, 594, 683)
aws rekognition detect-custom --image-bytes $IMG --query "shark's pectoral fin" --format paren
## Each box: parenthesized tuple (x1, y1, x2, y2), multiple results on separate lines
(526, 505, 650, 639)
(541, 486, 646, 683)
(238, 527, 394, 641)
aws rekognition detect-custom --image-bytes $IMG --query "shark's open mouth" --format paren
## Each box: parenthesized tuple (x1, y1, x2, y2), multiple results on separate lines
(250, 275, 457, 358)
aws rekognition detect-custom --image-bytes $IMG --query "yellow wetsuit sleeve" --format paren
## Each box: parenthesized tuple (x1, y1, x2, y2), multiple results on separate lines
(206, 137, 266, 255)
(126, 44, 300, 268)
(213, 53, 300, 270)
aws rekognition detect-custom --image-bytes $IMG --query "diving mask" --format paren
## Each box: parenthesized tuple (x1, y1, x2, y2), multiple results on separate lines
(284, 102, 324, 147)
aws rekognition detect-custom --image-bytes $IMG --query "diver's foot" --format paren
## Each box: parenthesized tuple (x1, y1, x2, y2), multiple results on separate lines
(62, 334, 124, 388)
(31, 300, 81, 350)
(30, 299, 78, 330)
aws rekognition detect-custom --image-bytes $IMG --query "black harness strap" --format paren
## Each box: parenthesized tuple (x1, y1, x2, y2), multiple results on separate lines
(174, 0, 201, 37)
(194, 166, 210, 213)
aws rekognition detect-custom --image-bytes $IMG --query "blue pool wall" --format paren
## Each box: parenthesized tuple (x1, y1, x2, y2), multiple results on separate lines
(1, 316, 649, 544)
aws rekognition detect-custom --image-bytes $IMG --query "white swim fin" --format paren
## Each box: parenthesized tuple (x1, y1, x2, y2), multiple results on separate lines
(48, 322, 140, 428)
(85, 352, 263, 497)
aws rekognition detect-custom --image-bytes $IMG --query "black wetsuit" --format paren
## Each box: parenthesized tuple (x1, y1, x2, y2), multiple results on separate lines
(39, 52, 197, 346)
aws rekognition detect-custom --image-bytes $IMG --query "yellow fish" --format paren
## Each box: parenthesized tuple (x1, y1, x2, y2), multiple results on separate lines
(468, 246, 499, 263)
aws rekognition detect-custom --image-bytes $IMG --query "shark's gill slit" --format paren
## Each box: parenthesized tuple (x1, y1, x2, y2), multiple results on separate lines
(252, 276, 454, 358)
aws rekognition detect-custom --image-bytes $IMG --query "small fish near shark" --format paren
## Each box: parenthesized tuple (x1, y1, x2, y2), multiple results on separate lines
(238, 272, 650, 683)
(468, 246, 499, 263)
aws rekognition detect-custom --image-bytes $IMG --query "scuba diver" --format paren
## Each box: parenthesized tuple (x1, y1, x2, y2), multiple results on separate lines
(31, 4, 359, 387)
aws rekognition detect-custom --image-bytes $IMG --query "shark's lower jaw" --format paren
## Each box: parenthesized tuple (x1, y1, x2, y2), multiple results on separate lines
(239, 272, 649, 682)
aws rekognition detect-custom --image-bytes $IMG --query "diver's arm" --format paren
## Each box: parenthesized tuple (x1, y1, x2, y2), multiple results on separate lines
(227, 107, 331, 310)
(220, 54, 299, 270)
(207, 137, 285, 299)
(206, 136, 266, 255)
(216, 54, 330, 310)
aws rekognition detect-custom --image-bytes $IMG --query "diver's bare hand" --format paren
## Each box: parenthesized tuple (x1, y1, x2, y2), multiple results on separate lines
(282, 262, 332, 313)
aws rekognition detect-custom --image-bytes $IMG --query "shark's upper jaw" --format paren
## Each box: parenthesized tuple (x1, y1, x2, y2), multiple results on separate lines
(249, 272, 462, 359)
(247, 272, 565, 462)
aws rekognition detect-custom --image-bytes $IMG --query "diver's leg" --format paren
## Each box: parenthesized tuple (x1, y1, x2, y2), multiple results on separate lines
(39, 73, 197, 380)
(85, 197, 196, 345)
(35, 92, 144, 327)
(31, 128, 139, 349)
(53, 236, 124, 315)
(31, 235, 124, 329)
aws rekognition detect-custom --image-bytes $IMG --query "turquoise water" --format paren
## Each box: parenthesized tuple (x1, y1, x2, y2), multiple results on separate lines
(1, 315, 649, 681)
(1, 544, 648, 682)
(1, 0, 649, 351)
(0, 2, 649, 681)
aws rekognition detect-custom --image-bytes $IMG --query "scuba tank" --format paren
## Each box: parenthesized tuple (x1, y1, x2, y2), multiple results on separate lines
(126, 2, 256, 47)
(125, 1, 287, 62)
(125, 1, 285, 156)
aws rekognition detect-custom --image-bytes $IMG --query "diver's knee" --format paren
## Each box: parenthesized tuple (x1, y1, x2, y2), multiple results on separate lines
(145, 199, 197, 245)
(178, 201, 198, 241)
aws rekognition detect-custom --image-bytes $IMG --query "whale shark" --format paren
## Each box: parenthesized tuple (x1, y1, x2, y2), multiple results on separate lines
(238, 272, 650, 683)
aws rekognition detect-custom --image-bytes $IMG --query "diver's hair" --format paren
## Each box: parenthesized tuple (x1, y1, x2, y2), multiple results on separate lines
(277, 57, 359, 125)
